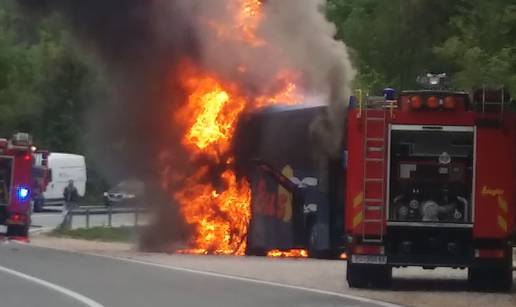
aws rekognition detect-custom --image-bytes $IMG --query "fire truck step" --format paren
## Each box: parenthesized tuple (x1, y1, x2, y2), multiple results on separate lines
(364, 199, 383, 203)
(365, 205, 383, 211)
(366, 137, 385, 142)
(366, 158, 385, 162)
(362, 238, 383, 243)
(365, 178, 384, 182)
(367, 146, 384, 152)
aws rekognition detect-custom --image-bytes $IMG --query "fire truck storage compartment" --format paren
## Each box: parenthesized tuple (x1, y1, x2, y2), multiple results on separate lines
(389, 125, 474, 224)
(0, 157, 13, 223)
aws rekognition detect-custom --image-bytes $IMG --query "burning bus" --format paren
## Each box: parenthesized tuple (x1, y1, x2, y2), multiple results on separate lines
(346, 81, 514, 291)
(234, 104, 347, 258)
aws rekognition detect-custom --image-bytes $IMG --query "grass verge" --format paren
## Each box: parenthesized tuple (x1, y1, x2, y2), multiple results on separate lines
(50, 226, 141, 243)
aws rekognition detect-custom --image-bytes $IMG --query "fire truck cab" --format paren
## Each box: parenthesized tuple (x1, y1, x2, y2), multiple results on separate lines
(346, 84, 514, 291)
(0, 133, 33, 237)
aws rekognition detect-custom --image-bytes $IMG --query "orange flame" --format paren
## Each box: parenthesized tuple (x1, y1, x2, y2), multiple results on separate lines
(234, 0, 265, 46)
(176, 67, 247, 157)
(267, 249, 309, 258)
(174, 167, 251, 255)
(168, 0, 303, 256)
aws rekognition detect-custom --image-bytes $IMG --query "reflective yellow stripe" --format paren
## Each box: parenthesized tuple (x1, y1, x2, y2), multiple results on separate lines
(353, 211, 363, 228)
(498, 196, 508, 213)
(353, 192, 363, 208)
(497, 215, 508, 233)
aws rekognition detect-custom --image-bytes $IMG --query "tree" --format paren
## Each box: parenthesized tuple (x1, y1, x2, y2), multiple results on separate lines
(434, 1, 516, 92)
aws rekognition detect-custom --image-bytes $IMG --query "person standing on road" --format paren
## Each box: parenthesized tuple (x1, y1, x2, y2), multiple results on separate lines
(59, 180, 80, 230)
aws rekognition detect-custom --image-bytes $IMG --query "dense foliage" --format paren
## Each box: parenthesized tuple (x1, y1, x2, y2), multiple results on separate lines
(0, 1, 102, 151)
(327, 0, 516, 94)
(0, 1, 514, 197)
(0, 0, 106, 197)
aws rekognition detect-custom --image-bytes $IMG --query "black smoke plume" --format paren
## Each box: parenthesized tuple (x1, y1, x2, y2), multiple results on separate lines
(18, 0, 355, 251)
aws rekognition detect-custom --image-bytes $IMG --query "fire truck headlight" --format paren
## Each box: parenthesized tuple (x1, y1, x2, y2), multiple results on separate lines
(17, 187, 30, 201)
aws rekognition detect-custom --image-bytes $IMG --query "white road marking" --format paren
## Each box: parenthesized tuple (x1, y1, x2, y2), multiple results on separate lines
(92, 253, 401, 307)
(0, 264, 105, 307)
(13, 241, 401, 307)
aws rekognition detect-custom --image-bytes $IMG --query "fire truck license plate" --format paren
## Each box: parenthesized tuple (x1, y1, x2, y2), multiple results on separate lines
(0, 225, 6, 233)
(351, 255, 387, 265)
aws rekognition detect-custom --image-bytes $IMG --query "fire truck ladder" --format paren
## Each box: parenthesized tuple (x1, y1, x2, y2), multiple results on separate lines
(362, 100, 387, 243)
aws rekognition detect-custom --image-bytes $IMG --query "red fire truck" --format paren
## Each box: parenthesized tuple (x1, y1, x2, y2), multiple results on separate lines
(31, 149, 50, 212)
(0, 133, 33, 237)
(345, 81, 514, 291)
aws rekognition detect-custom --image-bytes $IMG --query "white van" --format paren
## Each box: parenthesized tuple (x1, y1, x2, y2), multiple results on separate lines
(42, 153, 87, 206)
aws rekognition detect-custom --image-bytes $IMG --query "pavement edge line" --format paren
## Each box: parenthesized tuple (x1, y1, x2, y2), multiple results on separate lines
(20, 241, 402, 307)
(0, 264, 105, 307)
(91, 252, 402, 307)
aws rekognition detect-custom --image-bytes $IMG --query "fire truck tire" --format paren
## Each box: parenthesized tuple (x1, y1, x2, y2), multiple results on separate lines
(346, 262, 368, 288)
(468, 250, 513, 292)
(347, 262, 392, 289)
(7, 225, 28, 237)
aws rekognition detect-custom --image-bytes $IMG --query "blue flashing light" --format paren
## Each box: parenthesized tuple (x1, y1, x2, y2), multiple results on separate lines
(17, 187, 30, 201)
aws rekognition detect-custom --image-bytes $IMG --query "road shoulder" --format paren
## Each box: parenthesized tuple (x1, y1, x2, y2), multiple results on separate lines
(29, 235, 516, 307)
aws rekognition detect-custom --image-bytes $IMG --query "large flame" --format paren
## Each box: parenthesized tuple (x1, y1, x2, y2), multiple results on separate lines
(168, 0, 302, 256)
(267, 249, 308, 258)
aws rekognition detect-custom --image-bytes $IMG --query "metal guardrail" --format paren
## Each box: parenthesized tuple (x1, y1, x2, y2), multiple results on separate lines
(70, 206, 148, 229)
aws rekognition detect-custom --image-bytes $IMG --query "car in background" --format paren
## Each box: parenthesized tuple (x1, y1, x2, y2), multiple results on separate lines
(103, 179, 144, 207)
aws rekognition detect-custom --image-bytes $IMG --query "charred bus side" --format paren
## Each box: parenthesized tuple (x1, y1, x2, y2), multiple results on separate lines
(346, 87, 514, 291)
(234, 105, 346, 258)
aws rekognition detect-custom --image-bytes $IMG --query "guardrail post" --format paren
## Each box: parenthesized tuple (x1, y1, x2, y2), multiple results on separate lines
(67, 209, 73, 231)
(108, 206, 112, 227)
(86, 208, 90, 229)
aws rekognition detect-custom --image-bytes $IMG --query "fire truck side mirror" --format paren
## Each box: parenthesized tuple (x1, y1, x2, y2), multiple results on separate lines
(12, 133, 33, 147)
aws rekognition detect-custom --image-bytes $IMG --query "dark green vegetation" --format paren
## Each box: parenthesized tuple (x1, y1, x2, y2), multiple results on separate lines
(327, 0, 516, 93)
(0, 0, 514, 199)
(50, 226, 140, 243)
(0, 0, 107, 198)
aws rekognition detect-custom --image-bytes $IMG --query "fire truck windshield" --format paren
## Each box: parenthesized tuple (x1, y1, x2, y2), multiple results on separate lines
(389, 127, 474, 223)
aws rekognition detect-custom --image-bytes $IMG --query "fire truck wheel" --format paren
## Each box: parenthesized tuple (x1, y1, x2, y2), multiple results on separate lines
(372, 265, 393, 289)
(346, 262, 369, 288)
(7, 225, 28, 237)
(468, 250, 513, 292)
(347, 262, 392, 289)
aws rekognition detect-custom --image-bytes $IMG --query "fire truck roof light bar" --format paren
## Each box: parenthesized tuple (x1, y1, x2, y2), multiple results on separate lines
(390, 125, 474, 132)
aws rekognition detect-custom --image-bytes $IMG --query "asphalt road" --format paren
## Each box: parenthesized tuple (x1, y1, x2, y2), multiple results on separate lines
(0, 242, 392, 307)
